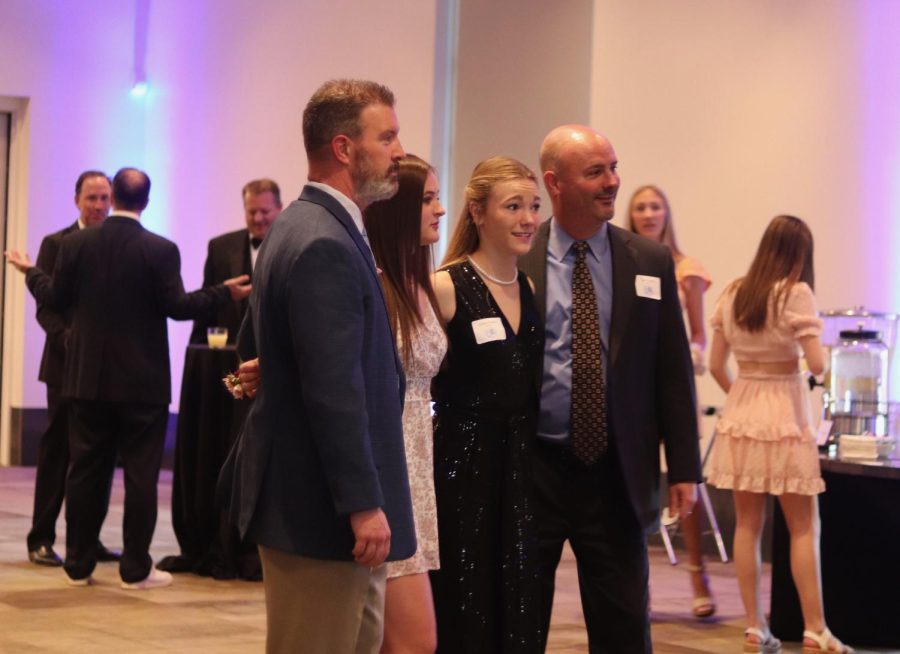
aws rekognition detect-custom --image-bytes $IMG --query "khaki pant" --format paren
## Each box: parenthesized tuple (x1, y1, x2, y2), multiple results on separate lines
(259, 545, 387, 654)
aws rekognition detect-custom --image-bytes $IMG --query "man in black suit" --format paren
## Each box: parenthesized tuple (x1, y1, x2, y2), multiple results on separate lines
(188, 179, 282, 344)
(160, 179, 281, 579)
(7, 168, 251, 589)
(519, 125, 702, 652)
(26, 170, 120, 567)
(221, 79, 414, 653)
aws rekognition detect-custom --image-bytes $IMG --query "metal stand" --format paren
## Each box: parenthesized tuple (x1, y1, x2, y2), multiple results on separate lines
(659, 408, 729, 565)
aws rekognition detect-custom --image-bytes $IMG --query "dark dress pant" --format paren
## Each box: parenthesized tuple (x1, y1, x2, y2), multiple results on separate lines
(64, 399, 168, 583)
(533, 440, 651, 654)
(26, 385, 69, 551)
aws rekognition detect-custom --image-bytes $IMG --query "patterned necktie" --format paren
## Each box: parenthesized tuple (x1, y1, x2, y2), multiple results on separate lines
(570, 241, 608, 465)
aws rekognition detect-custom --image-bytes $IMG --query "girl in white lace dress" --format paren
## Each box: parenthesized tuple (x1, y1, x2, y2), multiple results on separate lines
(708, 215, 852, 654)
(363, 155, 448, 653)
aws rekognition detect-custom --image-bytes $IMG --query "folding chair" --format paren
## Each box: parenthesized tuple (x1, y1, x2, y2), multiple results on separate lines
(659, 406, 729, 565)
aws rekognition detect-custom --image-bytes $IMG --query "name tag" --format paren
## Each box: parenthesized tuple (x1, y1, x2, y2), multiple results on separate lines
(471, 317, 505, 344)
(635, 275, 661, 300)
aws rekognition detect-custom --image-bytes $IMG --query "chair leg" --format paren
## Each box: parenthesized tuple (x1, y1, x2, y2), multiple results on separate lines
(659, 521, 678, 565)
(698, 482, 729, 563)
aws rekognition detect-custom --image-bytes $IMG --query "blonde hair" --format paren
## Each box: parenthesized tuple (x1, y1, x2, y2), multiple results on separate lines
(441, 156, 538, 266)
(627, 184, 684, 258)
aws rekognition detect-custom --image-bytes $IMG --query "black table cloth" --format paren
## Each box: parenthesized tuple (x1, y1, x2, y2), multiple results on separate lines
(158, 344, 259, 580)
(770, 453, 900, 648)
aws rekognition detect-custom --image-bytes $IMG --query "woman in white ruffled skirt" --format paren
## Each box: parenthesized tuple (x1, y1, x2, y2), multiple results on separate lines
(708, 215, 852, 654)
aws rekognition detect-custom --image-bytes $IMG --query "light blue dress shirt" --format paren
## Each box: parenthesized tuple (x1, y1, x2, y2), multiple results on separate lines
(537, 218, 612, 443)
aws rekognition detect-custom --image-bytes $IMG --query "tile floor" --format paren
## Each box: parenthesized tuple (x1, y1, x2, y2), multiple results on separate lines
(0, 467, 888, 653)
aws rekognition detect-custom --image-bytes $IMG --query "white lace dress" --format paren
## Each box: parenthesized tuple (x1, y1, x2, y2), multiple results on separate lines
(387, 301, 447, 578)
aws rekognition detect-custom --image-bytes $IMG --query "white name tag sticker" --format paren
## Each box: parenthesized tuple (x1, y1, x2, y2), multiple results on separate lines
(471, 317, 505, 344)
(635, 275, 661, 300)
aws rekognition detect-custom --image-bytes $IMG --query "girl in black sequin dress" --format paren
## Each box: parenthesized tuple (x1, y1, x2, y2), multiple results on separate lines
(430, 156, 544, 653)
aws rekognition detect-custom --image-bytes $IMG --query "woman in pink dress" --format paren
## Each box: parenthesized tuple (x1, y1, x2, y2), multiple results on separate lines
(707, 215, 852, 653)
(628, 185, 715, 618)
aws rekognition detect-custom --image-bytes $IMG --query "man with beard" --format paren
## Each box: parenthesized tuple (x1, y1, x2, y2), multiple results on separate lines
(220, 79, 415, 654)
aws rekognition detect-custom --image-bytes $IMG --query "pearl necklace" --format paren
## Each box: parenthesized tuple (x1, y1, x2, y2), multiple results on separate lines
(467, 256, 518, 285)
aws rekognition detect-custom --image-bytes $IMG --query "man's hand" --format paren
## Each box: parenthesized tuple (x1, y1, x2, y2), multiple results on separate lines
(237, 358, 260, 398)
(668, 482, 698, 521)
(349, 507, 391, 567)
(4, 250, 33, 274)
(224, 274, 251, 300)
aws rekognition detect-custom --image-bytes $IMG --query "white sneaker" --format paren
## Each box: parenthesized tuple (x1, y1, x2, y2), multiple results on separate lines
(121, 567, 173, 590)
(64, 572, 93, 587)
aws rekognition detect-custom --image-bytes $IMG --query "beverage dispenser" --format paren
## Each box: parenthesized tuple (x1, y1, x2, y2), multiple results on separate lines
(820, 308, 898, 439)
(828, 328, 889, 436)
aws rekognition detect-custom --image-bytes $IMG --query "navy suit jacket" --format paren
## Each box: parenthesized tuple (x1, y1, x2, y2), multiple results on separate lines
(519, 219, 701, 532)
(26, 215, 230, 404)
(189, 228, 252, 345)
(221, 185, 415, 561)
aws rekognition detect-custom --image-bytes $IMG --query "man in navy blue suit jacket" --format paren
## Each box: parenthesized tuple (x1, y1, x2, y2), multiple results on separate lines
(221, 79, 414, 654)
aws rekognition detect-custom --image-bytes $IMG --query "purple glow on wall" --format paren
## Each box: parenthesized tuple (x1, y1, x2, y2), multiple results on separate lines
(860, 1, 900, 398)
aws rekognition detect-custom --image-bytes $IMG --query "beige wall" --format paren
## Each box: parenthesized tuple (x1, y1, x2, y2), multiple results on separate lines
(592, 0, 900, 406)
(4, 0, 900, 429)
(450, 0, 594, 231)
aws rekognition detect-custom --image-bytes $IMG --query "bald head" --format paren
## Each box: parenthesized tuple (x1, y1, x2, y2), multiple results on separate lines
(112, 168, 151, 213)
(539, 124, 611, 174)
(540, 124, 620, 239)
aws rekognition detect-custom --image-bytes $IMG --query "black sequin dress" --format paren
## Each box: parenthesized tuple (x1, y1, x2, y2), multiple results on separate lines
(430, 260, 544, 654)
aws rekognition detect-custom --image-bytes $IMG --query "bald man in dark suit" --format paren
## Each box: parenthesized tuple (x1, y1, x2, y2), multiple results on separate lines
(519, 125, 702, 653)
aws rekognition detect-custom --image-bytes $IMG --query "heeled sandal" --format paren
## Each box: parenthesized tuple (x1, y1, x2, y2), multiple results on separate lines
(686, 564, 716, 618)
(743, 627, 782, 653)
(802, 627, 854, 653)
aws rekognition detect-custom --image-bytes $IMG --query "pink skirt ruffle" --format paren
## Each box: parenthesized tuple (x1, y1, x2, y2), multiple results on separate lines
(707, 372, 824, 495)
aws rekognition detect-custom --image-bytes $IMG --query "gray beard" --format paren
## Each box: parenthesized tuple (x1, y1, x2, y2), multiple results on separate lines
(355, 175, 398, 207)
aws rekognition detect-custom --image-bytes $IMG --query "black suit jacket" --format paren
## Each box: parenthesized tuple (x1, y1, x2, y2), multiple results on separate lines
(189, 228, 252, 344)
(34, 221, 79, 386)
(221, 185, 415, 561)
(26, 215, 230, 405)
(519, 219, 702, 532)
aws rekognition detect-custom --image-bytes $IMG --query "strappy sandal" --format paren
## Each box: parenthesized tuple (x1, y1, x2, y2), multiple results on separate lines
(686, 564, 716, 618)
(802, 627, 854, 653)
(743, 627, 782, 653)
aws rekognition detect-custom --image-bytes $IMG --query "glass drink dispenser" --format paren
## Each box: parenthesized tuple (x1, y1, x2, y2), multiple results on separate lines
(828, 328, 889, 436)
(819, 308, 898, 440)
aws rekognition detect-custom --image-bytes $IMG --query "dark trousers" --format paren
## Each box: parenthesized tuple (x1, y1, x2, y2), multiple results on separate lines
(64, 400, 168, 583)
(27, 385, 69, 550)
(533, 440, 651, 654)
